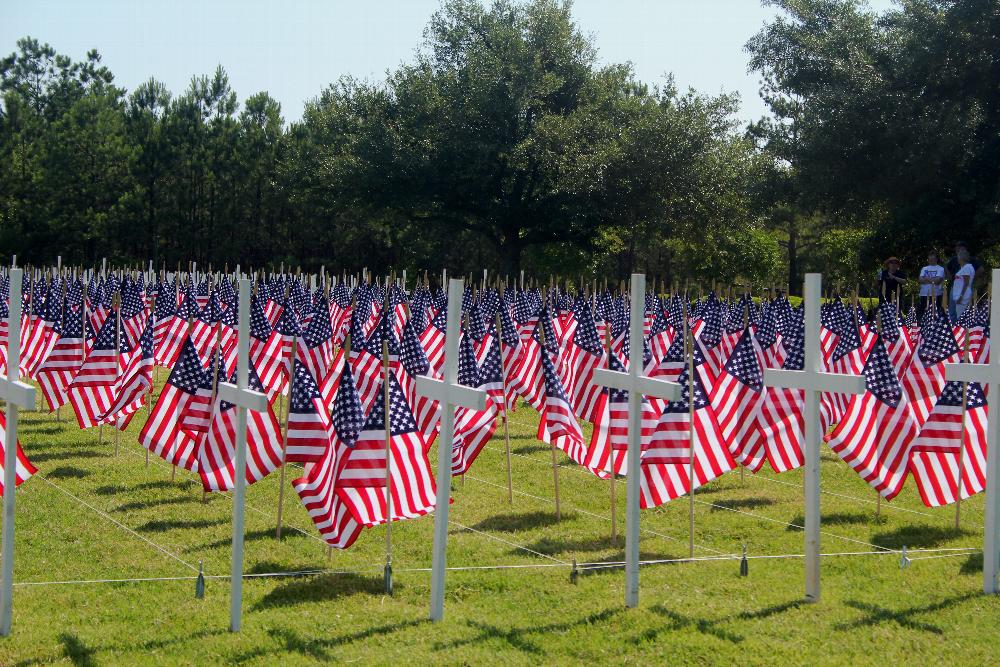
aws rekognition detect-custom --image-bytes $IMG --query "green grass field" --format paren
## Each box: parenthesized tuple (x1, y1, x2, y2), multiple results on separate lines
(2, 376, 998, 666)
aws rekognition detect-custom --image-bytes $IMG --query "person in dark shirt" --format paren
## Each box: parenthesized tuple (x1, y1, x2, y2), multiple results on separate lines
(877, 257, 907, 303)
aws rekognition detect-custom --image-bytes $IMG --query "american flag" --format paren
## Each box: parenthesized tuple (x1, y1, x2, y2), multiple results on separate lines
(292, 363, 365, 549)
(756, 324, 807, 473)
(878, 300, 914, 377)
(284, 359, 335, 463)
(562, 300, 605, 424)
(826, 335, 920, 499)
(710, 327, 767, 472)
(139, 338, 211, 471)
(585, 351, 658, 479)
(101, 315, 154, 429)
(36, 292, 91, 411)
(190, 291, 225, 362)
(198, 366, 284, 492)
(450, 333, 498, 475)
(152, 284, 183, 366)
(419, 304, 448, 375)
(248, 293, 284, 396)
(66, 313, 129, 429)
(536, 351, 592, 471)
(639, 348, 732, 509)
(19, 278, 60, 378)
(908, 378, 988, 507)
(336, 371, 435, 527)
(508, 319, 545, 412)
(901, 314, 960, 426)
(0, 411, 37, 494)
(397, 317, 440, 443)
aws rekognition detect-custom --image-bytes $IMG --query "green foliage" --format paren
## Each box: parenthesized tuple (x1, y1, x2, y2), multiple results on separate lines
(747, 0, 1000, 281)
(0, 2, 770, 279)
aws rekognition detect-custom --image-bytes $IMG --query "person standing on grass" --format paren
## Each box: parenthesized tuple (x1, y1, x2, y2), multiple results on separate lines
(877, 257, 907, 304)
(950, 246, 976, 320)
(946, 241, 985, 320)
(917, 251, 945, 318)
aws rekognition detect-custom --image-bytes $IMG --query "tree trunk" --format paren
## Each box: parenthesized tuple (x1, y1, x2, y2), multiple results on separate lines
(499, 222, 521, 276)
(787, 216, 800, 296)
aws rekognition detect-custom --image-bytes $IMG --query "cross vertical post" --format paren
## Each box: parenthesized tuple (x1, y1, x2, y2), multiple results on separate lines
(763, 273, 866, 602)
(592, 273, 682, 608)
(218, 278, 269, 632)
(0, 268, 36, 636)
(422, 278, 487, 621)
(944, 268, 1000, 593)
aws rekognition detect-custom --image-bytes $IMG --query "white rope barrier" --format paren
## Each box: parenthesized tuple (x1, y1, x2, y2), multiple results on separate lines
(10, 546, 980, 588)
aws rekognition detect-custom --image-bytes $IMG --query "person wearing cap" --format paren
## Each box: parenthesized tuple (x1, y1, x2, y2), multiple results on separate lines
(877, 257, 907, 304)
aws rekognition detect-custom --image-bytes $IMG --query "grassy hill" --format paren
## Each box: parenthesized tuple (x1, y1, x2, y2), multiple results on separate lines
(2, 378, 998, 665)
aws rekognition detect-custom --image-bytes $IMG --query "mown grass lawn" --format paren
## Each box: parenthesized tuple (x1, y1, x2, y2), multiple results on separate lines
(2, 375, 998, 665)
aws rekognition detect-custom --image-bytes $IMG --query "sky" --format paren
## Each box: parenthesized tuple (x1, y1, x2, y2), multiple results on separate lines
(1, 0, 896, 126)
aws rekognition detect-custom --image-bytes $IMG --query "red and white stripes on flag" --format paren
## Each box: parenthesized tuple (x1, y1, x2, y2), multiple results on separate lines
(826, 337, 920, 500)
(198, 371, 284, 492)
(0, 411, 37, 493)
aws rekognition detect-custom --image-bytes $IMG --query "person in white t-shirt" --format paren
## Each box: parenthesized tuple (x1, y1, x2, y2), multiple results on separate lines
(951, 247, 976, 319)
(917, 251, 946, 317)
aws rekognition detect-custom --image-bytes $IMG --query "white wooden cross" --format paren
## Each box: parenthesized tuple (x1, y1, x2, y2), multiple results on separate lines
(763, 273, 866, 602)
(591, 273, 682, 609)
(217, 278, 269, 632)
(420, 277, 488, 621)
(0, 268, 37, 636)
(944, 268, 1000, 594)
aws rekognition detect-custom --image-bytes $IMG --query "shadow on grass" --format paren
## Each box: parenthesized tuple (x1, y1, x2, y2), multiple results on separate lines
(246, 560, 325, 575)
(241, 620, 428, 662)
(786, 512, 885, 531)
(471, 511, 567, 533)
(30, 449, 107, 464)
(871, 524, 971, 550)
(252, 573, 389, 611)
(94, 479, 192, 496)
(642, 599, 807, 644)
(959, 552, 983, 575)
(59, 632, 97, 667)
(434, 608, 621, 655)
(46, 466, 90, 480)
(512, 444, 550, 455)
(198, 528, 306, 551)
(574, 550, 683, 577)
(834, 593, 977, 633)
(709, 498, 775, 512)
(115, 496, 196, 513)
(137, 517, 229, 532)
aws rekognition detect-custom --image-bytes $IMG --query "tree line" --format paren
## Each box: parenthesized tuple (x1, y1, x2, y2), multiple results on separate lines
(1, 0, 995, 292)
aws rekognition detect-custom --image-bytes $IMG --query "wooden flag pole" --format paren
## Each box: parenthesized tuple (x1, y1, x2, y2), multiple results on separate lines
(382, 337, 394, 594)
(113, 292, 121, 455)
(539, 292, 561, 520)
(274, 335, 297, 540)
(605, 322, 617, 546)
(495, 309, 514, 505)
(685, 297, 697, 558)
(954, 316, 974, 530)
